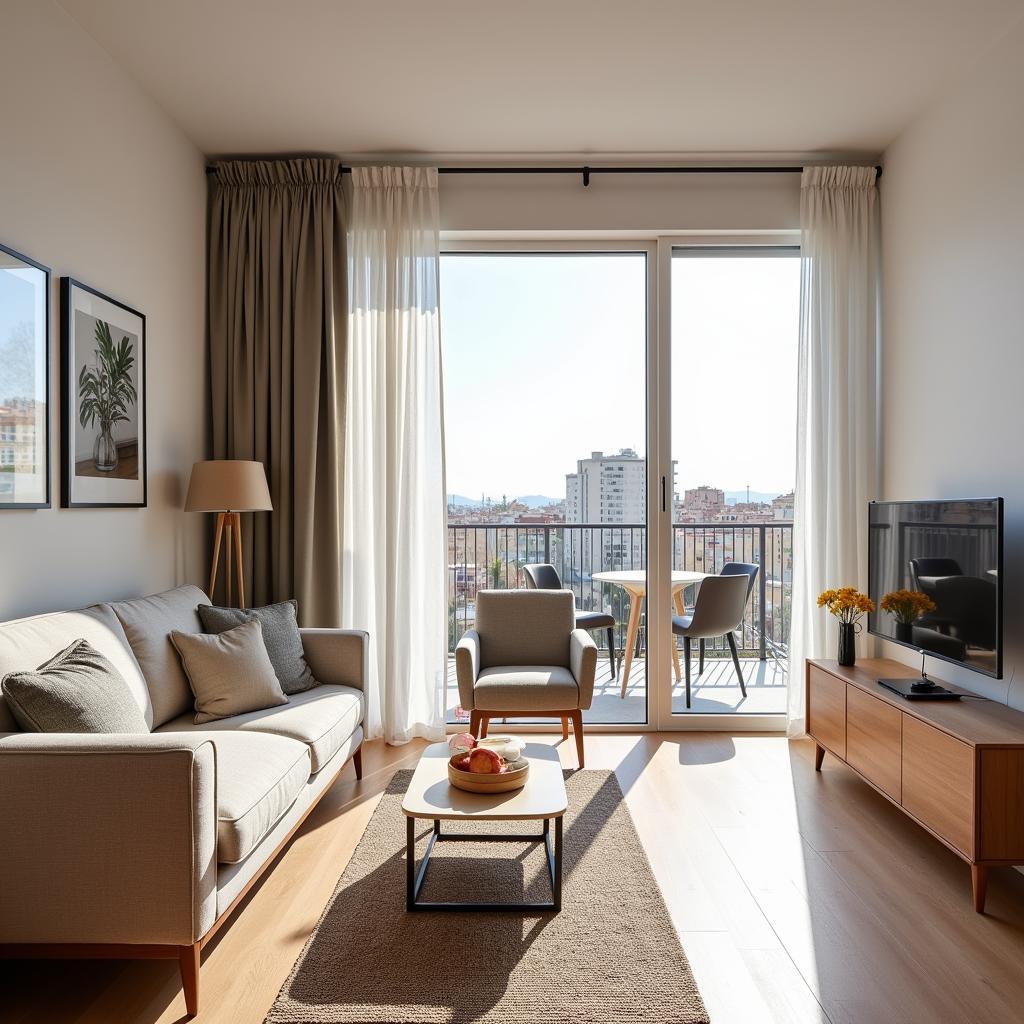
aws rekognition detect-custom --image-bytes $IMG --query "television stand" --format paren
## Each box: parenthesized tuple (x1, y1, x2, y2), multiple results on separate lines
(807, 657, 1024, 912)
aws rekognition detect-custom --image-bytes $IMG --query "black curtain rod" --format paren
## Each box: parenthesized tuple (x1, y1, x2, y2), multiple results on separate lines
(205, 163, 882, 185)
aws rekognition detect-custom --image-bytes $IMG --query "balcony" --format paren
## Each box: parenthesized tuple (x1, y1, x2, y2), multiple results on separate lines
(447, 521, 792, 723)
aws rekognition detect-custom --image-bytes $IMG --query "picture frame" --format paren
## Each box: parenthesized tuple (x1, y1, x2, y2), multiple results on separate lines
(61, 278, 147, 508)
(0, 242, 51, 510)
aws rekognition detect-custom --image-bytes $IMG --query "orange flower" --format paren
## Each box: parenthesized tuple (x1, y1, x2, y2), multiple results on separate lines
(817, 586, 875, 624)
(880, 589, 936, 625)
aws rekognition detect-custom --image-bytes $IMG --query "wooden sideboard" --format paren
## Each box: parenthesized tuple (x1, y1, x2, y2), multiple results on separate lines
(807, 657, 1024, 912)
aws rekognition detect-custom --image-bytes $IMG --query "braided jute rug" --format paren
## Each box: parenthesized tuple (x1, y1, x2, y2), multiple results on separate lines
(265, 768, 709, 1024)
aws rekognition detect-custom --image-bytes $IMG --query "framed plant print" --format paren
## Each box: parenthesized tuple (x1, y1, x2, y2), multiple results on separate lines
(0, 242, 50, 509)
(61, 278, 147, 508)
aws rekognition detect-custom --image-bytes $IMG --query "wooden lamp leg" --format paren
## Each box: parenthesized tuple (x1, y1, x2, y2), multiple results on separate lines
(224, 516, 233, 606)
(233, 511, 245, 609)
(208, 512, 225, 600)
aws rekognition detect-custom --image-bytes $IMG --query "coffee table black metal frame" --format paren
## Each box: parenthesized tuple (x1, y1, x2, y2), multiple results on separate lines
(405, 814, 563, 912)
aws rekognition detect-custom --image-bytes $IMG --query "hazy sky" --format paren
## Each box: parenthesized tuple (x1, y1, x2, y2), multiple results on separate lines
(440, 252, 798, 503)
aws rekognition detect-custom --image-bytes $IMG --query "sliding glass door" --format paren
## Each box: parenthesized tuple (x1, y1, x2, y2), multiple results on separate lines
(440, 245, 652, 727)
(661, 246, 799, 723)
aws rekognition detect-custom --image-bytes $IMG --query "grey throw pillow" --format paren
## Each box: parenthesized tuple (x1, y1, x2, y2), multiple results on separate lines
(1, 638, 149, 734)
(169, 619, 289, 724)
(198, 599, 317, 695)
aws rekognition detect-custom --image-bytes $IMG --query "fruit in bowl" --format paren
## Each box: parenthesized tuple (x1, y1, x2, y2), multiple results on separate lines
(468, 747, 507, 775)
(448, 732, 477, 756)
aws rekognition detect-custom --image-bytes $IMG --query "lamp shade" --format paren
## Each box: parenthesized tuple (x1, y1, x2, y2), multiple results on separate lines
(184, 460, 272, 513)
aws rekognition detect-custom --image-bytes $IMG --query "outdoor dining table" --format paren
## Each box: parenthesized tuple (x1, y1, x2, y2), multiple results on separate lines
(592, 569, 709, 696)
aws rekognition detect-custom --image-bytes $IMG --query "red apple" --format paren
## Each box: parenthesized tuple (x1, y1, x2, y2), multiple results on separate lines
(453, 753, 472, 772)
(468, 747, 504, 774)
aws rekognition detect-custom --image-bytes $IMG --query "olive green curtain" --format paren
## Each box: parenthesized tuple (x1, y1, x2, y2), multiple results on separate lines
(208, 159, 347, 624)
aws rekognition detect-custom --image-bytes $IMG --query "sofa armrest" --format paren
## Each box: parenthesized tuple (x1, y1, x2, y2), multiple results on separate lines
(570, 628, 598, 709)
(455, 629, 481, 711)
(300, 628, 368, 691)
(0, 732, 217, 946)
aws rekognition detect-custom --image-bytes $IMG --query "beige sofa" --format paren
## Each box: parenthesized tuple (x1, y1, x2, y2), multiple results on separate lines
(0, 585, 366, 1016)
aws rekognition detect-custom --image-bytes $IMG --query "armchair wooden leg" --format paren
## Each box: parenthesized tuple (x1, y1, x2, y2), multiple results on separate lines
(480, 716, 491, 738)
(178, 941, 201, 1017)
(561, 716, 569, 740)
(469, 709, 483, 738)
(569, 710, 585, 769)
(353, 746, 363, 780)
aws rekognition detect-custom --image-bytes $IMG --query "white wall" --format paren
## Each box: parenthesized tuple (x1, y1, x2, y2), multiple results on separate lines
(0, 1, 207, 620)
(879, 17, 1024, 705)
(439, 169, 801, 235)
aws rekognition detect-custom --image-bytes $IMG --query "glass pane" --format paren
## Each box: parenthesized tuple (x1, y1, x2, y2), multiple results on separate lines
(669, 250, 799, 714)
(441, 252, 648, 726)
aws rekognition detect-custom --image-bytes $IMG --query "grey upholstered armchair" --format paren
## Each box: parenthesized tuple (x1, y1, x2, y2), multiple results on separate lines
(455, 590, 597, 767)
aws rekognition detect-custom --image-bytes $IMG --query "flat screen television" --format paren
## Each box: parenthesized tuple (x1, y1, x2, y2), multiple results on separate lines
(868, 498, 1003, 679)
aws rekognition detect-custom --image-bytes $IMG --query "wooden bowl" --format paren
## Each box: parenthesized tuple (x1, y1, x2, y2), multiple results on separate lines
(448, 755, 530, 794)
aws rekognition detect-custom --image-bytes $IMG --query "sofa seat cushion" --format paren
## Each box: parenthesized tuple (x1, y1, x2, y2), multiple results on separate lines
(473, 666, 580, 712)
(0, 605, 152, 731)
(109, 585, 211, 729)
(156, 684, 363, 774)
(178, 730, 309, 864)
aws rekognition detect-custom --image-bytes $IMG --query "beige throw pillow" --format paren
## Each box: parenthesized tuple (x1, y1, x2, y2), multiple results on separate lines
(169, 619, 288, 724)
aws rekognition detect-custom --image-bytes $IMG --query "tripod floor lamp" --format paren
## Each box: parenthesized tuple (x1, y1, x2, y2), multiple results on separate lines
(185, 460, 272, 608)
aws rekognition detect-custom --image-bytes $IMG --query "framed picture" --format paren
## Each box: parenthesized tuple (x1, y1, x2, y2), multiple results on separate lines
(61, 278, 146, 508)
(0, 242, 50, 509)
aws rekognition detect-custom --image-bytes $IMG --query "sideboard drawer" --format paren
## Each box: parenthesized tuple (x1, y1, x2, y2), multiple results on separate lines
(847, 686, 902, 801)
(807, 665, 846, 759)
(902, 716, 975, 857)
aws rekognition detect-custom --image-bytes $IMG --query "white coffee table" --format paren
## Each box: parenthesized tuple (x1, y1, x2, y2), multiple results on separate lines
(401, 741, 567, 912)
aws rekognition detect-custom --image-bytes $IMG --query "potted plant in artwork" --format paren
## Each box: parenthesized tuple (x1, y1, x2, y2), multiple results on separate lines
(880, 589, 936, 644)
(817, 587, 875, 666)
(78, 320, 137, 473)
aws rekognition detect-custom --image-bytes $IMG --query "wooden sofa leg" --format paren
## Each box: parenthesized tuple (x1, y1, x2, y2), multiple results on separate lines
(570, 710, 585, 769)
(352, 746, 363, 780)
(179, 941, 201, 1017)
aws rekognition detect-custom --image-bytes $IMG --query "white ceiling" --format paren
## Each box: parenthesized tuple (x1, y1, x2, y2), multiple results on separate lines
(59, 0, 1024, 160)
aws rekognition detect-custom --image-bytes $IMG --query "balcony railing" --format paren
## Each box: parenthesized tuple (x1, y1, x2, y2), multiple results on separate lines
(447, 521, 793, 664)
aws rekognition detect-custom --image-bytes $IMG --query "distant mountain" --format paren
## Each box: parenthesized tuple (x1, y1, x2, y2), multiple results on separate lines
(723, 489, 785, 506)
(447, 494, 562, 509)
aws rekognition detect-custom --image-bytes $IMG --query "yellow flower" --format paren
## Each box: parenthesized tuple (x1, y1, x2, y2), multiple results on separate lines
(817, 586, 875, 624)
(880, 589, 936, 625)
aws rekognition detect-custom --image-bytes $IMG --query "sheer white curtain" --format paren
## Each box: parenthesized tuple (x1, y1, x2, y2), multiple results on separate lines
(342, 166, 447, 744)
(788, 165, 880, 734)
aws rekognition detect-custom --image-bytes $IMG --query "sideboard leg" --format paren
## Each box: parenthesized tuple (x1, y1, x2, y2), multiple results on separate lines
(814, 743, 825, 772)
(971, 864, 988, 914)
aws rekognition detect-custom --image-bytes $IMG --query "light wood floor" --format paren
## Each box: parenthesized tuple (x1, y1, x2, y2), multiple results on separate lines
(6, 733, 1024, 1024)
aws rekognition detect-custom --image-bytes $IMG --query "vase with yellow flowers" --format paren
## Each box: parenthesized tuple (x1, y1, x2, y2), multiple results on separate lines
(817, 587, 876, 666)
(880, 589, 936, 644)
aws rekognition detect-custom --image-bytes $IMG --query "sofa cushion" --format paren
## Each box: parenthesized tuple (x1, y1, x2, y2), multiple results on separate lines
(2, 639, 150, 734)
(109, 585, 211, 728)
(170, 620, 288, 724)
(0, 605, 152, 731)
(198, 600, 317, 695)
(193, 730, 309, 864)
(473, 665, 580, 712)
(156, 683, 362, 774)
